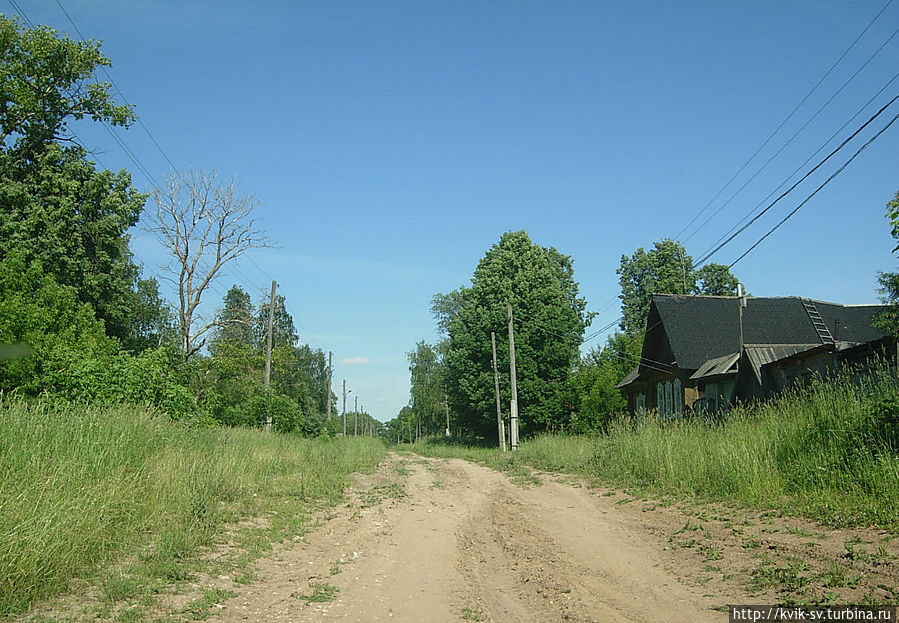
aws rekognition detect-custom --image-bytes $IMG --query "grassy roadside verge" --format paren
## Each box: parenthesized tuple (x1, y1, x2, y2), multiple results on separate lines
(410, 372, 899, 531)
(0, 399, 385, 619)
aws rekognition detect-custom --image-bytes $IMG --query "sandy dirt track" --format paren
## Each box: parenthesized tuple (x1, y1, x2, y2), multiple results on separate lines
(206, 452, 898, 622)
(212, 454, 722, 622)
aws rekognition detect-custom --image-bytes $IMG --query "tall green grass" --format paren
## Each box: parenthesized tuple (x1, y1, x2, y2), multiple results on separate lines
(0, 400, 385, 617)
(413, 372, 899, 530)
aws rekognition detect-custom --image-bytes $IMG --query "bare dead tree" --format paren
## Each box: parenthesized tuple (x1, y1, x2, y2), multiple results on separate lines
(149, 169, 268, 358)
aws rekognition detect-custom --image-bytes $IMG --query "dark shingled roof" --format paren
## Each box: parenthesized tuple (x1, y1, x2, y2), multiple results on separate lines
(643, 295, 888, 374)
(815, 302, 888, 344)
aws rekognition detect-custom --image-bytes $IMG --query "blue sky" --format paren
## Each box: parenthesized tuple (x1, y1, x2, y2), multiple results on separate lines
(15, 1, 899, 422)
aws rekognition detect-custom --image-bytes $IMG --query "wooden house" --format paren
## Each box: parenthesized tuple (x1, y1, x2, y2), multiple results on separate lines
(615, 294, 891, 418)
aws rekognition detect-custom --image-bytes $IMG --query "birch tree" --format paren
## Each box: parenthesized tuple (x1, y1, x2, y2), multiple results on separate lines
(150, 169, 267, 358)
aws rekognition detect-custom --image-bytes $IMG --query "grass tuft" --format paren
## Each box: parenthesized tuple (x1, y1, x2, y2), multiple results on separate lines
(0, 398, 384, 617)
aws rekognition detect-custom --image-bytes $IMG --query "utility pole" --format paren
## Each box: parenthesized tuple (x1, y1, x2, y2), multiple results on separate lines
(491, 331, 506, 452)
(507, 304, 519, 451)
(738, 283, 746, 351)
(444, 390, 451, 437)
(354, 396, 358, 436)
(326, 351, 333, 423)
(263, 280, 276, 431)
(342, 380, 349, 437)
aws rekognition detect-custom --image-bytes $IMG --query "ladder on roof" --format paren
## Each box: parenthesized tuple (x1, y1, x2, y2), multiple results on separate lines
(802, 299, 835, 347)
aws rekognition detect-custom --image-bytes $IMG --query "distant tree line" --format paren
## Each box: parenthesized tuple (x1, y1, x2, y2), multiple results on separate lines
(0, 15, 338, 436)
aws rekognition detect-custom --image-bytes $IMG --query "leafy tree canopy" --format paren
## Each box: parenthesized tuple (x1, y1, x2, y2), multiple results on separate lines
(0, 15, 166, 349)
(211, 285, 255, 353)
(0, 15, 134, 157)
(0, 143, 152, 345)
(408, 341, 445, 436)
(618, 239, 741, 336)
(255, 293, 298, 349)
(443, 230, 592, 437)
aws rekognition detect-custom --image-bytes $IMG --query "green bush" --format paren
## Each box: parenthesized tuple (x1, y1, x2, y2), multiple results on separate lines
(0, 253, 117, 395)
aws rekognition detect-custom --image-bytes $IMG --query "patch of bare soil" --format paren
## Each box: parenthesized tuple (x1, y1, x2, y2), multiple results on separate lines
(201, 453, 898, 622)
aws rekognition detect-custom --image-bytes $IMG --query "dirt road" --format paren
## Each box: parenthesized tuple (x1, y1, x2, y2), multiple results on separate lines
(210, 453, 898, 622)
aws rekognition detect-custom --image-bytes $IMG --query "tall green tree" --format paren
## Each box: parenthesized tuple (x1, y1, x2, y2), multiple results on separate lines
(210, 285, 255, 352)
(0, 15, 134, 156)
(407, 341, 446, 437)
(255, 293, 298, 349)
(443, 231, 592, 437)
(430, 290, 464, 338)
(695, 263, 740, 297)
(0, 15, 165, 348)
(617, 240, 741, 336)
(0, 143, 150, 344)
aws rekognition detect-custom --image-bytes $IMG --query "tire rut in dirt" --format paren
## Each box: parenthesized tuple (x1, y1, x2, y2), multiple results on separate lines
(457, 488, 599, 623)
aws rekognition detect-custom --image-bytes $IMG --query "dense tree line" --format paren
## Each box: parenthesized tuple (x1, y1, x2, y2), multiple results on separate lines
(389, 233, 743, 441)
(0, 16, 336, 436)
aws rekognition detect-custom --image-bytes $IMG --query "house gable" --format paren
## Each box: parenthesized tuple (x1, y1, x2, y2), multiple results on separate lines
(618, 294, 892, 418)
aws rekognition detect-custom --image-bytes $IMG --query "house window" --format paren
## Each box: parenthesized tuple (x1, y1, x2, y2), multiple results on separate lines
(673, 378, 682, 417)
(657, 383, 664, 416)
(707, 383, 718, 413)
(635, 393, 646, 417)
(664, 381, 673, 419)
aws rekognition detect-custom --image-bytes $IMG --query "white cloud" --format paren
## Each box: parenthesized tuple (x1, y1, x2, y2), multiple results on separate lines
(341, 357, 370, 365)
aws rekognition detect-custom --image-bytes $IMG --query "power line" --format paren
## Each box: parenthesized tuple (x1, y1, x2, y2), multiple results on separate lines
(693, 92, 899, 267)
(674, 0, 896, 243)
(513, 310, 674, 372)
(684, 28, 899, 248)
(728, 111, 899, 268)
(53, 0, 181, 174)
(695, 72, 899, 266)
(6, 0, 34, 28)
(629, 98, 896, 355)
(586, 82, 898, 346)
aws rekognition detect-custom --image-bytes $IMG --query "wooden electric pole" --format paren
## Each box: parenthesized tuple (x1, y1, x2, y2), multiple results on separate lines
(444, 390, 451, 437)
(507, 304, 519, 451)
(738, 283, 746, 351)
(342, 380, 349, 437)
(326, 351, 333, 423)
(263, 280, 276, 431)
(491, 331, 506, 452)
(354, 396, 358, 436)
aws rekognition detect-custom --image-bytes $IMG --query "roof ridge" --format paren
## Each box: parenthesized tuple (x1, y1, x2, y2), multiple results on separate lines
(653, 293, 885, 307)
